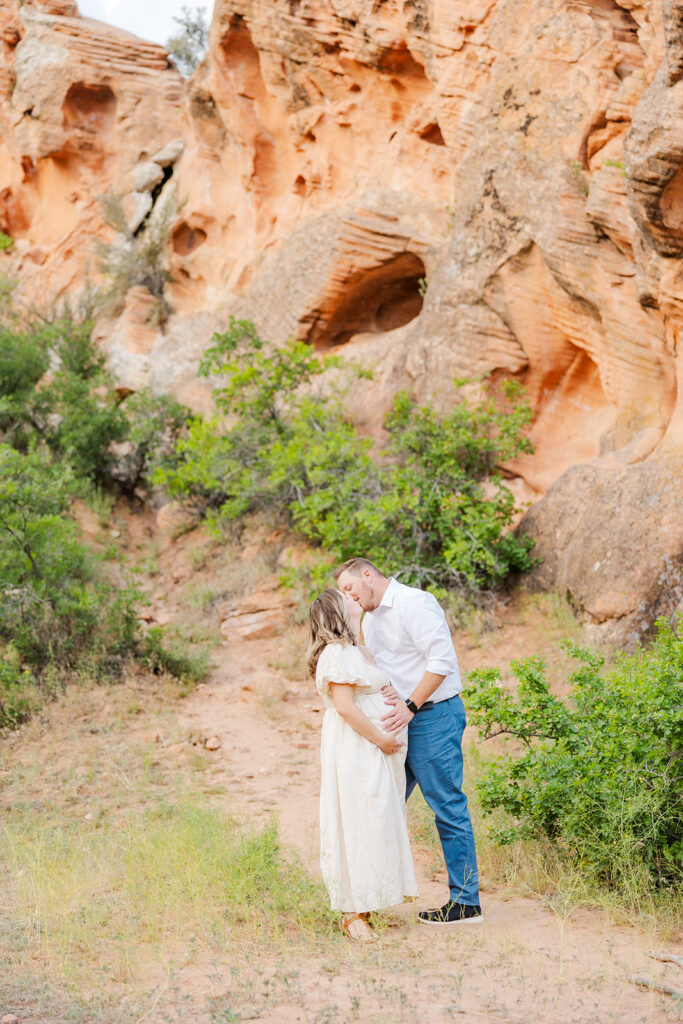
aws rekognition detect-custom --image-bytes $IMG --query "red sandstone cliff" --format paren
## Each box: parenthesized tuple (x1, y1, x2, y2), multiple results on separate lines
(0, 0, 681, 640)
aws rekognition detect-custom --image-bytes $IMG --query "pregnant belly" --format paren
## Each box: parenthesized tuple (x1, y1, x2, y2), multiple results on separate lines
(356, 691, 392, 728)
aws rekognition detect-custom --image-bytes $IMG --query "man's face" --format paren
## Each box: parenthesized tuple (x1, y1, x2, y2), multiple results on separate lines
(337, 569, 379, 612)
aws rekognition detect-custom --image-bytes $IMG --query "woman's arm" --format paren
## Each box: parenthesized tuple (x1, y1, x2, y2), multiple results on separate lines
(329, 682, 403, 755)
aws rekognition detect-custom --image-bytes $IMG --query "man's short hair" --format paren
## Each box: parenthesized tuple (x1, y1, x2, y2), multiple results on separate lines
(334, 557, 385, 581)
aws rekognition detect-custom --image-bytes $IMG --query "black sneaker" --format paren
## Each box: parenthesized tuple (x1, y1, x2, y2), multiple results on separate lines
(418, 901, 483, 925)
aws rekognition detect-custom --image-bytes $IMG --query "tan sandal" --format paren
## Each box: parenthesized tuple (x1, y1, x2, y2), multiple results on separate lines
(341, 912, 377, 943)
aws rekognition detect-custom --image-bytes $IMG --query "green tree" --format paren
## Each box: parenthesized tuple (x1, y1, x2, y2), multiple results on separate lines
(166, 6, 209, 77)
(158, 319, 535, 593)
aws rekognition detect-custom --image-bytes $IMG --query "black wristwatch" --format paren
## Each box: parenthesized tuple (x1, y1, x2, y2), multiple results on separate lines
(404, 698, 419, 715)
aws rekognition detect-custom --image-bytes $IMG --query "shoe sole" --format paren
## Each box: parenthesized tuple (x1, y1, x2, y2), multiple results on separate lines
(417, 915, 484, 926)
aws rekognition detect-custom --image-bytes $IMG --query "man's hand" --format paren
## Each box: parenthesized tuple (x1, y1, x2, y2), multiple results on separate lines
(381, 684, 400, 706)
(381, 700, 414, 733)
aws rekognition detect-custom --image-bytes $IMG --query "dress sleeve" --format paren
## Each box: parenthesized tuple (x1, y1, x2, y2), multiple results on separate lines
(315, 644, 373, 698)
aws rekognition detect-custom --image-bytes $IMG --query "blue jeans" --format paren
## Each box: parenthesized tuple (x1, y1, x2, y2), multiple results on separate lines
(405, 695, 480, 905)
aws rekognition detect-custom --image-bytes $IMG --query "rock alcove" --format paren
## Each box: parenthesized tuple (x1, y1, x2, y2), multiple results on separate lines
(306, 252, 426, 349)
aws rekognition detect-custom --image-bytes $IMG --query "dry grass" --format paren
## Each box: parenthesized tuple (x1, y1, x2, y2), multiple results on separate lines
(0, 681, 339, 1022)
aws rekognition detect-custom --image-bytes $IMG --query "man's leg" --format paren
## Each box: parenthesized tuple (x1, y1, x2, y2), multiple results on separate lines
(405, 758, 418, 801)
(406, 696, 479, 906)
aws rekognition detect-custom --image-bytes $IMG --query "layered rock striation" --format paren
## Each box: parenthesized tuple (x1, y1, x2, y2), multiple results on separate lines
(1, 0, 682, 640)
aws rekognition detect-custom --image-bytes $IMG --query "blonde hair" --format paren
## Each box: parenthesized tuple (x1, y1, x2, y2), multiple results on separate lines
(307, 588, 357, 677)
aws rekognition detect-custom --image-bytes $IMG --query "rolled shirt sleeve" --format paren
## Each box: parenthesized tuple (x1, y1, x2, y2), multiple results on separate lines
(403, 592, 458, 677)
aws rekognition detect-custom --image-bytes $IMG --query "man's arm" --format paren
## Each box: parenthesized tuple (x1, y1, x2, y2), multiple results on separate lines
(382, 670, 446, 732)
(382, 593, 459, 733)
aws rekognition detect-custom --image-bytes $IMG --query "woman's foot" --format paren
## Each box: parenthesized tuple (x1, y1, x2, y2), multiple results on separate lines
(341, 913, 377, 943)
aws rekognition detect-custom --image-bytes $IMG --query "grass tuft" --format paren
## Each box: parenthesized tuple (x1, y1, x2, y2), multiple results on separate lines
(3, 801, 335, 984)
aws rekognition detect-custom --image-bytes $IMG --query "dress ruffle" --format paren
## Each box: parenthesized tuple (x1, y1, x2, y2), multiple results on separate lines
(315, 643, 373, 697)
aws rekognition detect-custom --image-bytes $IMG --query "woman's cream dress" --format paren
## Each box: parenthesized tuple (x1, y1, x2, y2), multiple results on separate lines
(315, 642, 418, 913)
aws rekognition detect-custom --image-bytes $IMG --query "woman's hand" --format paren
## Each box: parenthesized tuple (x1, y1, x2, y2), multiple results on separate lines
(381, 684, 400, 706)
(380, 733, 404, 756)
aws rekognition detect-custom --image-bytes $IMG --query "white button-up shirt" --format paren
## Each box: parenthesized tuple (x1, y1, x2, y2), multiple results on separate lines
(362, 578, 462, 702)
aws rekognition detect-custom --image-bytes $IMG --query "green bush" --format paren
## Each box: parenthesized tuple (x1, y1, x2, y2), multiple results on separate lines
(0, 444, 139, 678)
(0, 316, 128, 482)
(139, 625, 212, 684)
(0, 323, 49, 447)
(466, 620, 683, 891)
(97, 189, 175, 327)
(0, 655, 38, 729)
(0, 313, 188, 492)
(114, 388, 189, 495)
(158, 318, 534, 591)
(0, 302, 201, 727)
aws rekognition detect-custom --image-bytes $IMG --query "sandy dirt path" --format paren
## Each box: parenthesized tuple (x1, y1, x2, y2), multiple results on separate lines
(167, 626, 683, 1024)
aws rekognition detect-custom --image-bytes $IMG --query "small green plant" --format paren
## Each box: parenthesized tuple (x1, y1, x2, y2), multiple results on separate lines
(97, 189, 176, 327)
(603, 157, 626, 177)
(139, 625, 212, 685)
(0, 230, 14, 252)
(466, 619, 683, 894)
(417, 275, 429, 298)
(568, 160, 589, 196)
(0, 656, 38, 728)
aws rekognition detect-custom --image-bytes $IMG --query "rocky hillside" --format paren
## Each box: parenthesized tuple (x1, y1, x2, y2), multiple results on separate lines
(0, 0, 681, 641)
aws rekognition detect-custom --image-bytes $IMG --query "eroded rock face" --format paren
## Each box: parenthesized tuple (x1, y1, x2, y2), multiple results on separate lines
(1, 0, 682, 640)
(0, 0, 185, 380)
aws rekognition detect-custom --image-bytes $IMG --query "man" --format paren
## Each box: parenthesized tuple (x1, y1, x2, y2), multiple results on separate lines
(335, 557, 482, 924)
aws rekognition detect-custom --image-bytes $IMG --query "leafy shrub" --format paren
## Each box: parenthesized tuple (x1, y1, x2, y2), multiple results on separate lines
(158, 318, 534, 592)
(166, 5, 209, 77)
(113, 388, 189, 495)
(466, 621, 683, 891)
(0, 298, 200, 727)
(0, 323, 49, 446)
(97, 189, 176, 327)
(0, 313, 188, 492)
(0, 656, 37, 729)
(0, 444, 139, 678)
(139, 625, 211, 685)
(0, 316, 127, 482)
(156, 318, 364, 517)
(0, 231, 14, 252)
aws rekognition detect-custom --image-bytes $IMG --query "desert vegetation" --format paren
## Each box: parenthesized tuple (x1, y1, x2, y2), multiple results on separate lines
(97, 190, 178, 327)
(0, 295, 203, 727)
(468, 623, 683, 900)
(157, 317, 536, 593)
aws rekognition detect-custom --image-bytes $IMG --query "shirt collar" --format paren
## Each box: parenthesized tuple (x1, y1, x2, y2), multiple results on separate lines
(378, 577, 398, 609)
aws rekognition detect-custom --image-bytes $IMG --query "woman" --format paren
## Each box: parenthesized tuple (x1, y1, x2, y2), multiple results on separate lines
(308, 588, 418, 943)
